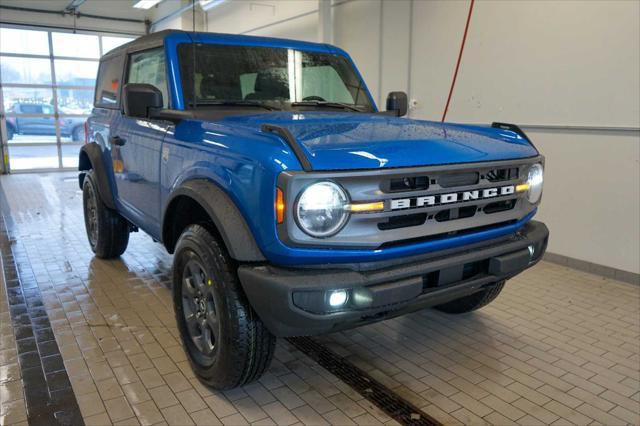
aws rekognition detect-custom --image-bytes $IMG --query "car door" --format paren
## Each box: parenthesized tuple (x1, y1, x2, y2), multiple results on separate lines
(111, 47, 171, 237)
(16, 104, 54, 135)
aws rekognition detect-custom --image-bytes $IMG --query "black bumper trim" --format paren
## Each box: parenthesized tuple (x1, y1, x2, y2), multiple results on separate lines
(239, 221, 549, 337)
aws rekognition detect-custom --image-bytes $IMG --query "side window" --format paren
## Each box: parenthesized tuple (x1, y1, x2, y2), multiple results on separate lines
(239, 73, 257, 99)
(95, 54, 124, 109)
(20, 104, 43, 114)
(128, 49, 169, 108)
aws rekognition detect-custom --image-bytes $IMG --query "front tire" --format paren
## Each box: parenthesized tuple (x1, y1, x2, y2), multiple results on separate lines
(82, 171, 130, 258)
(173, 224, 276, 390)
(434, 281, 505, 314)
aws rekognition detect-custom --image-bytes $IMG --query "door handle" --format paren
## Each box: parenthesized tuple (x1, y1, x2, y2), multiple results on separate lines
(110, 136, 126, 146)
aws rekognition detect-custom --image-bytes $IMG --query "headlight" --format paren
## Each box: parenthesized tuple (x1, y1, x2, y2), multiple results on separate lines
(526, 163, 544, 203)
(296, 181, 349, 238)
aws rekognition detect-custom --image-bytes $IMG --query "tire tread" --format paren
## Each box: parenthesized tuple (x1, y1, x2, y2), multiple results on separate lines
(175, 224, 275, 389)
(83, 171, 129, 259)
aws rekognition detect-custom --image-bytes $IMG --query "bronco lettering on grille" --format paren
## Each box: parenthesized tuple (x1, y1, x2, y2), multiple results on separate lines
(391, 185, 515, 210)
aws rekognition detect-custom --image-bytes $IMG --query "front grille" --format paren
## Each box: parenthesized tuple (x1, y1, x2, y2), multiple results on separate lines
(388, 176, 429, 192)
(484, 199, 516, 214)
(438, 172, 479, 188)
(379, 219, 519, 249)
(486, 167, 519, 182)
(435, 205, 477, 222)
(278, 158, 541, 249)
(378, 213, 427, 230)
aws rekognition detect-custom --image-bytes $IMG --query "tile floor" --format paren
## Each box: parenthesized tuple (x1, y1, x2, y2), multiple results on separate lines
(0, 172, 638, 426)
(1, 244, 27, 426)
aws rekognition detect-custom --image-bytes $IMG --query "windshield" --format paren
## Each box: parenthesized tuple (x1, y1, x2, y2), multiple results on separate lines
(178, 44, 374, 112)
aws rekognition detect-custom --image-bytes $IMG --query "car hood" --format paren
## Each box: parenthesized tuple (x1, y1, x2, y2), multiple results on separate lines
(222, 112, 538, 171)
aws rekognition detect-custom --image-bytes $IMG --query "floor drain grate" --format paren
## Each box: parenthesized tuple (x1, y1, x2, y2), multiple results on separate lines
(287, 337, 442, 426)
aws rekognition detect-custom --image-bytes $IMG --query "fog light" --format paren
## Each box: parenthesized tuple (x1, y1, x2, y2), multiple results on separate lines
(328, 290, 348, 307)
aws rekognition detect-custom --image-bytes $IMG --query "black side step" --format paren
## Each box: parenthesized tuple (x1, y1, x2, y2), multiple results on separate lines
(491, 122, 531, 142)
(261, 123, 313, 171)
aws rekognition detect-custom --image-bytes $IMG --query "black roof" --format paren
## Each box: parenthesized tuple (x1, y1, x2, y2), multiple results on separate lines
(102, 29, 179, 59)
(101, 29, 332, 60)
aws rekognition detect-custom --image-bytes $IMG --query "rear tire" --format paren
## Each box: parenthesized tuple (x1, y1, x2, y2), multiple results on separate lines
(82, 171, 129, 258)
(434, 281, 505, 314)
(173, 224, 276, 390)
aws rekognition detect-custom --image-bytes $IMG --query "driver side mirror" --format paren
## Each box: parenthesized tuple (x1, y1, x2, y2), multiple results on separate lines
(123, 83, 163, 119)
(386, 91, 408, 117)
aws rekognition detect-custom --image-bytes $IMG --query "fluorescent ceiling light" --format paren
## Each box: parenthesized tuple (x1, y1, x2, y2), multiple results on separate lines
(133, 0, 161, 9)
(200, 0, 228, 12)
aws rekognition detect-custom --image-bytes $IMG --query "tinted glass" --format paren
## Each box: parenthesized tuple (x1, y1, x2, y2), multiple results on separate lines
(178, 44, 372, 110)
(58, 89, 94, 115)
(0, 28, 49, 55)
(127, 48, 168, 108)
(62, 144, 82, 168)
(54, 60, 98, 86)
(3, 87, 54, 112)
(0, 56, 52, 85)
(52, 32, 100, 58)
(20, 104, 44, 114)
(8, 145, 59, 169)
(94, 55, 124, 108)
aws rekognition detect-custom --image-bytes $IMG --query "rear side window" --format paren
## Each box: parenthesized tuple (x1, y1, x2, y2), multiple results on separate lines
(19, 104, 43, 114)
(95, 54, 124, 109)
(127, 48, 169, 108)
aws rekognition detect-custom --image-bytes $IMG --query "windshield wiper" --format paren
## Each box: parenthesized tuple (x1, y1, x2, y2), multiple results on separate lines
(195, 100, 281, 111)
(290, 101, 363, 112)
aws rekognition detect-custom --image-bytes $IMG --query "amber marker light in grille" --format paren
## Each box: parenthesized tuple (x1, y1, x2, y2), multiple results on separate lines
(276, 188, 285, 223)
(516, 183, 530, 192)
(347, 201, 385, 213)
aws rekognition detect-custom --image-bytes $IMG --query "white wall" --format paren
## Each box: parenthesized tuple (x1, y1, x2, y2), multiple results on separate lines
(203, 0, 639, 274)
(409, 0, 640, 127)
(405, 0, 640, 274)
(207, 0, 318, 41)
(532, 130, 639, 273)
(151, 0, 185, 32)
(333, 0, 381, 103)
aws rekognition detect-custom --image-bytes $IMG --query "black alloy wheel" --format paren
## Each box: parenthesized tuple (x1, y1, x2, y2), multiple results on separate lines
(181, 256, 220, 364)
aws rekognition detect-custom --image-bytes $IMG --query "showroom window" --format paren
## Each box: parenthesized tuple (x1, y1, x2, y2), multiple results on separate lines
(0, 26, 135, 171)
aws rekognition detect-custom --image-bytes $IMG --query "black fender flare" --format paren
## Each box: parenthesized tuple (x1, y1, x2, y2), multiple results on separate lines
(162, 179, 265, 262)
(78, 143, 116, 210)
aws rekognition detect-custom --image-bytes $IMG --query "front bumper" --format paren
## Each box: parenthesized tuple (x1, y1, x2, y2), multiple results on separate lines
(239, 221, 548, 337)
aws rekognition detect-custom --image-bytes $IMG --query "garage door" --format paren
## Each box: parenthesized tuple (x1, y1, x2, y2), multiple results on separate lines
(0, 25, 134, 171)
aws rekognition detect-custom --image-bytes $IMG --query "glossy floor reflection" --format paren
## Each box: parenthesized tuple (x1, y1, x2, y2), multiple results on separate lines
(0, 172, 638, 426)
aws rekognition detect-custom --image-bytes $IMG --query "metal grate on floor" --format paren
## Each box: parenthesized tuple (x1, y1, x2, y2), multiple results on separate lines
(288, 337, 442, 426)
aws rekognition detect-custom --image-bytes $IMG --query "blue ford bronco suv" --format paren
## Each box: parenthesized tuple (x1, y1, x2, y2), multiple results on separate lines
(80, 30, 548, 389)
